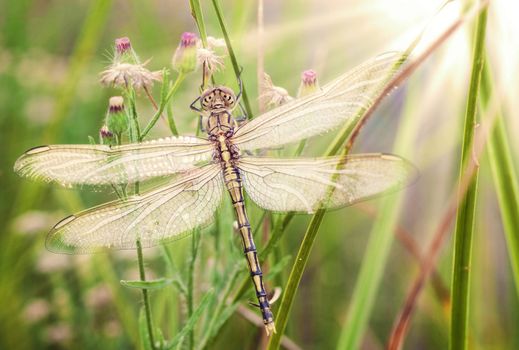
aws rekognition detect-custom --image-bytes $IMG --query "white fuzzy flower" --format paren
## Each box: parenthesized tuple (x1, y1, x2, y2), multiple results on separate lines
(259, 73, 293, 107)
(206, 36, 227, 51)
(197, 47, 225, 75)
(100, 60, 161, 90)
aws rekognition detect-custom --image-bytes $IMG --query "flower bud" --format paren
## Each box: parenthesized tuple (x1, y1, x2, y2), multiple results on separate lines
(297, 69, 319, 98)
(99, 125, 115, 145)
(172, 32, 198, 74)
(114, 37, 139, 64)
(105, 96, 128, 136)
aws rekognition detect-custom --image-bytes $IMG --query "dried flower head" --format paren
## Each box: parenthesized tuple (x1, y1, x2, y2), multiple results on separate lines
(46, 324, 72, 344)
(23, 299, 51, 324)
(172, 32, 198, 74)
(259, 73, 293, 107)
(12, 210, 56, 235)
(100, 60, 161, 91)
(297, 69, 320, 97)
(36, 251, 72, 273)
(206, 36, 227, 51)
(197, 47, 224, 77)
(85, 284, 113, 309)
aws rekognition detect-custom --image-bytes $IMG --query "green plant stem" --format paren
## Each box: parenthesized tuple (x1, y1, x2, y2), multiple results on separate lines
(186, 230, 201, 350)
(141, 73, 184, 140)
(481, 64, 519, 300)
(126, 88, 156, 349)
(450, 6, 487, 350)
(211, 0, 254, 119)
(189, 0, 209, 46)
(137, 239, 156, 349)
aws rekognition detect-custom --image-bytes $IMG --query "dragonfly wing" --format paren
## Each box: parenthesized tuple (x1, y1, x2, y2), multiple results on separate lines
(46, 164, 223, 253)
(14, 136, 214, 187)
(231, 52, 406, 151)
(238, 154, 416, 213)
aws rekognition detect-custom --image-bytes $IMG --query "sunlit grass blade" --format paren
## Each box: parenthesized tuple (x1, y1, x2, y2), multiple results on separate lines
(481, 65, 519, 299)
(336, 83, 418, 350)
(450, 6, 487, 350)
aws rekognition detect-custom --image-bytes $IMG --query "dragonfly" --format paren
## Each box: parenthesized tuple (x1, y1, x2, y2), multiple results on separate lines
(14, 51, 415, 335)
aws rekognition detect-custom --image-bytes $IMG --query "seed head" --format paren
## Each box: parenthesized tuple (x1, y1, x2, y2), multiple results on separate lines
(197, 47, 224, 78)
(207, 36, 227, 51)
(297, 69, 319, 98)
(259, 73, 293, 107)
(100, 60, 161, 90)
(172, 32, 199, 74)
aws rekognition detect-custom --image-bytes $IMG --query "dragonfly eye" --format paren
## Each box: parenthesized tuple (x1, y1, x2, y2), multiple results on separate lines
(201, 93, 217, 110)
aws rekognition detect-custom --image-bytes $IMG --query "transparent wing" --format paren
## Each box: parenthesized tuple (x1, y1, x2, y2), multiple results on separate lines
(232, 52, 406, 151)
(238, 154, 416, 213)
(14, 136, 214, 187)
(46, 164, 223, 253)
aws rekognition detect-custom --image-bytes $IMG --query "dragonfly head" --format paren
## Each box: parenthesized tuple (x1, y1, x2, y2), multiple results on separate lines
(200, 86, 236, 111)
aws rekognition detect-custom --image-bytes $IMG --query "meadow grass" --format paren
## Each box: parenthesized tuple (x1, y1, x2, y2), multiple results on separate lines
(1, 1, 518, 350)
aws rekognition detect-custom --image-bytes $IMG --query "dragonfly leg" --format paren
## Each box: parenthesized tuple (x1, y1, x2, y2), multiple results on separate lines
(226, 178, 276, 335)
(189, 96, 202, 113)
(236, 66, 244, 102)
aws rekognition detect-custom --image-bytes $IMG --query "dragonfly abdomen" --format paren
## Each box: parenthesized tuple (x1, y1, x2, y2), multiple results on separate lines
(224, 164, 276, 335)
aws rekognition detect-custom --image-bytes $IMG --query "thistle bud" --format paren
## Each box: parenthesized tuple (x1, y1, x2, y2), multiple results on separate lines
(99, 125, 115, 145)
(105, 96, 127, 136)
(114, 37, 139, 64)
(297, 69, 319, 98)
(172, 32, 198, 74)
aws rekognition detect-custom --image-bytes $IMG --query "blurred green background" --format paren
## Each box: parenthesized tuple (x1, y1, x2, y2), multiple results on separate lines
(1, 0, 518, 349)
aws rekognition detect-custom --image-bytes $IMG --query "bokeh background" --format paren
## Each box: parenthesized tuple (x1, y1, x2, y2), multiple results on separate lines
(1, 0, 518, 349)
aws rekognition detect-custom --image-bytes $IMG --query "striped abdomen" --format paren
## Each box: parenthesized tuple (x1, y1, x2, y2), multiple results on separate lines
(223, 163, 276, 335)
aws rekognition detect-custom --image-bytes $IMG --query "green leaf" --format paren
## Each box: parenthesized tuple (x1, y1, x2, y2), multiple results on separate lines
(450, 7, 487, 350)
(481, 66, 519, 298)
(120, 278, 172, 290)
(166, 290, 214, 350)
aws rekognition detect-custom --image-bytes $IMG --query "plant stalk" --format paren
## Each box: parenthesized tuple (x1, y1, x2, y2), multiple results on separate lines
(211, 0, 254, 119)
(449, 6, 487, 350)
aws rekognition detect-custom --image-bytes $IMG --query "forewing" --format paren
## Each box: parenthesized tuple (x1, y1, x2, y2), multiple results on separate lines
(232, 52, 406, 151)
(46, 164, 223, 253)
(14, 136, 213, 187)
(238, 154, 415, 213)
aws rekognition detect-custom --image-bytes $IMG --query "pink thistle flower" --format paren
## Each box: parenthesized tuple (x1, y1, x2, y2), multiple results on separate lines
(297, 69, 320, 97)
(172, 32, 198, 74)
(115, 37, 132, 55)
